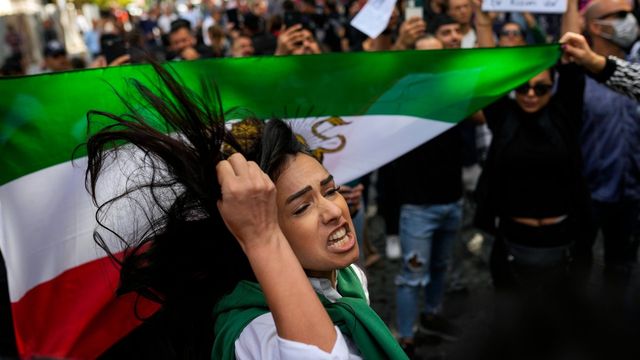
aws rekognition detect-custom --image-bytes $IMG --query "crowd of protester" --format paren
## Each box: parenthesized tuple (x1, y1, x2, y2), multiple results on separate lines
(1, 0, 595, 74)
(2, 0, 640, 358)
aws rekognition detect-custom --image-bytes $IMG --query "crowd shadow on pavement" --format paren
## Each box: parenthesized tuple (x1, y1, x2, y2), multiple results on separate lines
(364, 212, 640, 360)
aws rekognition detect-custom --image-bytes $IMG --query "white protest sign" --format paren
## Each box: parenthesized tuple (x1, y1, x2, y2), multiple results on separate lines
(482, 0, 567, 14)
(350, 0, 398, 39)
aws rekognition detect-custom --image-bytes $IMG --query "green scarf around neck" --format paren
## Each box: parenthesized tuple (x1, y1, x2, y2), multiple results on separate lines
(211, 266, 408, 359)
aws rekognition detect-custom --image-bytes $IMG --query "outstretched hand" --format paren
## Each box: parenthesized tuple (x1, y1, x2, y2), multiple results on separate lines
(559, 31, 606, 73)
(216, 153, 282, 253)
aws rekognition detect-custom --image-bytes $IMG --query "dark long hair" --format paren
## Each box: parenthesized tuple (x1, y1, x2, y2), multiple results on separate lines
(84, 63, 306, 358)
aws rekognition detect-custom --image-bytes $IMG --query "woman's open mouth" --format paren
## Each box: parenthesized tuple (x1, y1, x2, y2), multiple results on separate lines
(327, 225, 355, 252)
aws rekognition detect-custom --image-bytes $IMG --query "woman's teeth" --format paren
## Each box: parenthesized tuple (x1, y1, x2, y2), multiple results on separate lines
(329, 235, 350, 249)
(329, 226, 347, 244)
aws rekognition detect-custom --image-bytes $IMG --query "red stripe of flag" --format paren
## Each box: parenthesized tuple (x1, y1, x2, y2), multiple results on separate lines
(12, 253, 160, 359)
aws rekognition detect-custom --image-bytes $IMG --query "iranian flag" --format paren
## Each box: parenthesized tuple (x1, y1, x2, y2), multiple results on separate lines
(0, 46, 559, 359)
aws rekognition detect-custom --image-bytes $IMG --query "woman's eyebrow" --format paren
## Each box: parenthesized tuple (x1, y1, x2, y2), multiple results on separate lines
(285, 175, 334, 205)
(286, 186, 312, 204)
(320, 174, 333, 186)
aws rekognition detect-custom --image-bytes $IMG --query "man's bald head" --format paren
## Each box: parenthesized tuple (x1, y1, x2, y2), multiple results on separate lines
(583, 0, 637, 54)
(584, 0, 632, 22)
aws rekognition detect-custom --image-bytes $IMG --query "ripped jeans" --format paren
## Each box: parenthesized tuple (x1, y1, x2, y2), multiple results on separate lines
(395, 202, 462, 339)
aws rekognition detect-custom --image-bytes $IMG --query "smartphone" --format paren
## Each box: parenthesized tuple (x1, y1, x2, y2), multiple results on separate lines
(405, 5, 423, 20)
(284, 10, 304, 27)
(100, 34, 128, 64)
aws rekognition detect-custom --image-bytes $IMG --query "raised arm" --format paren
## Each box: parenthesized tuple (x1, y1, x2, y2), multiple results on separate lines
(472, 0, 496, 48)
(601, 57, 640, 102)
(391, 17, 427, 50)
(561, 0, 581, 35)
(560, 32, 606, 72)
(216, 153, 337, 352)
(522, 12, 547, 44)
(561, 31, 640, 101)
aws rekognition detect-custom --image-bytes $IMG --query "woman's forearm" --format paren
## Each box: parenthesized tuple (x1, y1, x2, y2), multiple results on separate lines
(244, 234, 337, 352)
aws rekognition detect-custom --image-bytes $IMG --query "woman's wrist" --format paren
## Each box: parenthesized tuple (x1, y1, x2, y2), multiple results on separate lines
(585, 53, 606, 74)
(241, 229, 289, 258)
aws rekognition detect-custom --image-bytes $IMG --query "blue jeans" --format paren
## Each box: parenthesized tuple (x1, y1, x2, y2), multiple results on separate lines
(395, 202, 462, 339)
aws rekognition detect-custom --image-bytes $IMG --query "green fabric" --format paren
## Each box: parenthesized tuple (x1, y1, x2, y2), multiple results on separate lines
(0, 46, 560, 186)
(211, 267, 408, 359)
(211, 281, 270, 360)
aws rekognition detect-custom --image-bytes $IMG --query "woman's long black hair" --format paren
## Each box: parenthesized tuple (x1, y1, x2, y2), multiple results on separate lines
(84, 62, 306, 358)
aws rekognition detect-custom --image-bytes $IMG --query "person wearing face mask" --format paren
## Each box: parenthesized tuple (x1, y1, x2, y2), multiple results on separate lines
(577, 0, 640, 292)
(561, 31, 640, 101)
(590, 4, 639, 50)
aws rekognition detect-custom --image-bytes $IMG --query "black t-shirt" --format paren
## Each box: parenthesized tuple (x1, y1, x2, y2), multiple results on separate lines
(481, 63, 585, 219)
(499, 113, 573, 217)
(394, 123, 464, 205)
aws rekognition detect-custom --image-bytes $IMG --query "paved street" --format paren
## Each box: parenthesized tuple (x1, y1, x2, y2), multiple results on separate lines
(363, 210, 640, 360)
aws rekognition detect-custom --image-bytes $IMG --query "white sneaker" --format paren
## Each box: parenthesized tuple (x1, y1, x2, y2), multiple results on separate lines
(385, 235, 402, 260)
(467, 233, 484, 257)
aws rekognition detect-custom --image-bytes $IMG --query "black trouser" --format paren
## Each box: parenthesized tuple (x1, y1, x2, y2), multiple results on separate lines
(589, 200, 640, 278)
(588, 200, 640, 316)
(490, 217, 574, 291)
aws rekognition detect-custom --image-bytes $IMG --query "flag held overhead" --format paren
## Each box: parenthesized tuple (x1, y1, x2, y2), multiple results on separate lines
(0, 46, 559, 359)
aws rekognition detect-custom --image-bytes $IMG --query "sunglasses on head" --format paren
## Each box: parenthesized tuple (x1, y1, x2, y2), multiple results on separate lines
(515, 83, 552, 96)
(597, 10, 630, 19)
(500, 29, 522, 37)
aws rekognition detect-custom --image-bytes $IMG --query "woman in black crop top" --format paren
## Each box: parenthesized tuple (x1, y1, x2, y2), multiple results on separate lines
(474, 63, 595, 290)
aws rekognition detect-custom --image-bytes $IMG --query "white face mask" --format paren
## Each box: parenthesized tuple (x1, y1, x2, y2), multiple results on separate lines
(596, 13, 639, 48)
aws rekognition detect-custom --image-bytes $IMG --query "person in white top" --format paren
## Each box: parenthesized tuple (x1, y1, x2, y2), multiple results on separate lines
(87, 63, 407, 359)
(446, 0, 477, 48)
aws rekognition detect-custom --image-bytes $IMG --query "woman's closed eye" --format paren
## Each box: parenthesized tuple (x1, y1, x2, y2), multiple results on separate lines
(292, 186, 342, 215)
(293, 204, 310, 215)
(324, 185, 341, 197)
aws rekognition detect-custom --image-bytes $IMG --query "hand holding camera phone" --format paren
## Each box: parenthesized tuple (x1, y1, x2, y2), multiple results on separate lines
(404, 0, 423, 20)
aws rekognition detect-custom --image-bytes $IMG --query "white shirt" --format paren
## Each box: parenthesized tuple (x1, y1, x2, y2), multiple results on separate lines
(461, 28, 477, 49)
(201, 16, 216, 46)
(234, 265, 369, 359)
(158, 13, 178, 34)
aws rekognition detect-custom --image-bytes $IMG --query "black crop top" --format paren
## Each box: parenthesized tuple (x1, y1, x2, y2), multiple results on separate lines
(499, 114, 573, 218)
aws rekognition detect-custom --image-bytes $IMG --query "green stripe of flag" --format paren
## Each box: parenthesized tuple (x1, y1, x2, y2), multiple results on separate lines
(0, 45, 560, 186)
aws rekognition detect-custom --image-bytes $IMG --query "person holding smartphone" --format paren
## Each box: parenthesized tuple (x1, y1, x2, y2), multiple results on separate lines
(274, 24, 321, 55)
